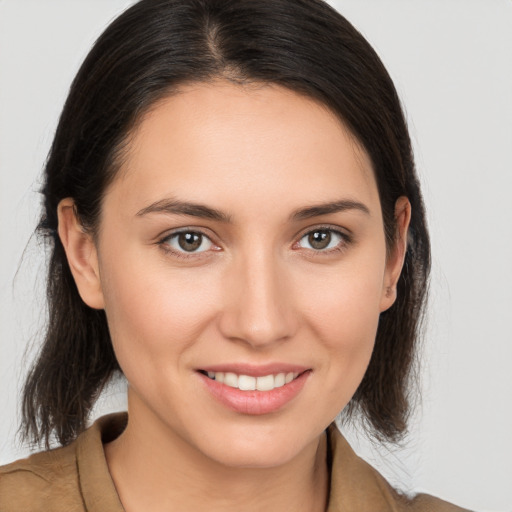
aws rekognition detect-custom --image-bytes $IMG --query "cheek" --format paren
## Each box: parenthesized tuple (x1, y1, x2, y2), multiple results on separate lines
(294, 255, 385, 403)
(319, 282, 380, 378)
(98, 252, 219, 377)
(297, 255, 385, 340)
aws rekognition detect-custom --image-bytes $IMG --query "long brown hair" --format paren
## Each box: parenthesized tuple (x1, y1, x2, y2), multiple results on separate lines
(22, 0, 430, 448)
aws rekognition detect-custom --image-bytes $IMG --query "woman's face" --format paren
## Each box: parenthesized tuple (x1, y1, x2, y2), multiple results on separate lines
(69, 81, 407, 468)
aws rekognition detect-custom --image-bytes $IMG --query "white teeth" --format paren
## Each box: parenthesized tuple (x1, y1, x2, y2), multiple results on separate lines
(256, 374, 274, 391)
(224, 372, 238, 388)
(205, 371, 301, 391)
(238, 375, 256, 390)
(274, 373, 286, 388)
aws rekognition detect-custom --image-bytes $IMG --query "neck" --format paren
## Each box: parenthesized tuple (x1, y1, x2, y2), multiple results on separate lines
(104, 397, 329, 512)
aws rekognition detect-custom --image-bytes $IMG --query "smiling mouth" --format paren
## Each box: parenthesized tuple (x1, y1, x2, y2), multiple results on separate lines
(198, 370, 304, 391)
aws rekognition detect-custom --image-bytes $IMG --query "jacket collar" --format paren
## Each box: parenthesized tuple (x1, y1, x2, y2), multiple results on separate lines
(326, 424, 397, 512)
(77, 413, 127, 512)
(77, 414, 397, 512)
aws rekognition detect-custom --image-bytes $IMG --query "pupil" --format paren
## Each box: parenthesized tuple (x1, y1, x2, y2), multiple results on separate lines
(308, 230, 331, 250)
(178, 232, 202, 251)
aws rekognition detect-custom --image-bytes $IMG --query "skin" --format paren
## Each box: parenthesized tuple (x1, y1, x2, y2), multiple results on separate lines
(58, 81, 410, 512)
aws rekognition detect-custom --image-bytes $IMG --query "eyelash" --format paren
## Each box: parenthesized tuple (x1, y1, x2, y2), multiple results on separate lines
(157, 225, 352, 260)
(294, 226, 352, 257)
(157, 229, 216, 260)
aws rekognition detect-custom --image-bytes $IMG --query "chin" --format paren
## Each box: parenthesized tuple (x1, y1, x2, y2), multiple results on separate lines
(208, 440, 303, 469)
(190, 418, 322, 469)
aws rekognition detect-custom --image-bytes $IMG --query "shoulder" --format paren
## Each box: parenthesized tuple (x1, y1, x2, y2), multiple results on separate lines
(405, 493, 474, 512)
(0, 413, 127, 512)
(326, 424, 473, 512)
(0, 443, 84, 512)
(366, 459, 473, 512)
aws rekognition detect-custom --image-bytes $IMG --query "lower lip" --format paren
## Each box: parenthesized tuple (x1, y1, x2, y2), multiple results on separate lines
(198, 371, 310, 415)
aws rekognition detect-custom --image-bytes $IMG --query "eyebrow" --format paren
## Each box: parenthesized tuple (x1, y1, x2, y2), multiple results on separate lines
(289, 199, 370, 221)
(136, 198, 232, 222)
(136, 197, 370, 222)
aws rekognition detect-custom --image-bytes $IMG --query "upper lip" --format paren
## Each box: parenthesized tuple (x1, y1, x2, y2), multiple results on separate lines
(197, 363, 310, 377)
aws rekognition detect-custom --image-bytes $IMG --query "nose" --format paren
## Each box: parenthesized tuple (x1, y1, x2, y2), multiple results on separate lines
(218, 249, 298, 348)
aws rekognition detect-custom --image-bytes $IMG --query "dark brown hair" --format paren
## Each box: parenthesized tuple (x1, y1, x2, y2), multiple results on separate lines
(22, 0, 430, 448)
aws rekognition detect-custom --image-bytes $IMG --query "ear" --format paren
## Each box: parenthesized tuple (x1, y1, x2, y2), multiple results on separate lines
(57, 198, 105, 309)
(380, 196, 411, 312)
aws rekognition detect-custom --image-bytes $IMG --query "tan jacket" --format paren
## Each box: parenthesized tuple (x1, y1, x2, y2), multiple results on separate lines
(0, 413, 471, 511)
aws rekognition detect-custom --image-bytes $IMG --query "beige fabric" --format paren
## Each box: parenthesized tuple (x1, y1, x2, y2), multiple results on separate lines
(0, 413, 471, 511)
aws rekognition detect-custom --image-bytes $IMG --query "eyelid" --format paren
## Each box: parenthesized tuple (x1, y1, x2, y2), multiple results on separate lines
(158, 227, 219, 259)
(156, 224, 352, 260)
(293, 224, 353, 253)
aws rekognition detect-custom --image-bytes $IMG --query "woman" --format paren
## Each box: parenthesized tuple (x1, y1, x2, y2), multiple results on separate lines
(0, 0, 471, 510)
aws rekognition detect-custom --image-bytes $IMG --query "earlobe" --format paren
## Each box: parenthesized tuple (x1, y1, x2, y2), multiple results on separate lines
(380, 196, 411, 312)
(57, 198, 105, 309)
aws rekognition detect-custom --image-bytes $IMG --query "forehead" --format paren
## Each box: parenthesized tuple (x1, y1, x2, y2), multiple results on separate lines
(106, 81, 379, 219)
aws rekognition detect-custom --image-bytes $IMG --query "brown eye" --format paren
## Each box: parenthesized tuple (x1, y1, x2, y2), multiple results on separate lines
(298, 229, 344, 251)
(308, 230, 331, 250)
(178, 232, 202, 251)
(164, 231, 214, 254)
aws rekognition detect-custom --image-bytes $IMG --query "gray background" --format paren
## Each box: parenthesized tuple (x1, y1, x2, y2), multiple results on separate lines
(1, 1, 511, 511)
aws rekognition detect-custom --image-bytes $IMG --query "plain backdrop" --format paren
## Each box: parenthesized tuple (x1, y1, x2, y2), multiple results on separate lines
(0, 1, 511, 511)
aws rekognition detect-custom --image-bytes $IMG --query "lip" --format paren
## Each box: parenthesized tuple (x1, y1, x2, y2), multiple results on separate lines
(198, 363, 309, 377)
(197, 366, 311, 415)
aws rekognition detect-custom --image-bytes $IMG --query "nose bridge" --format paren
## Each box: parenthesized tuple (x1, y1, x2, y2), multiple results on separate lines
(219, 244, 296, 347)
